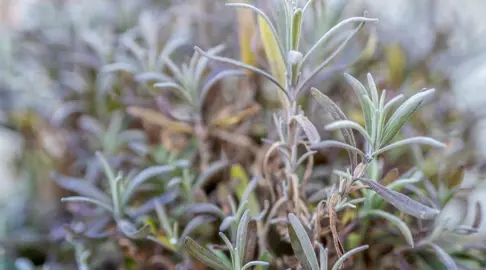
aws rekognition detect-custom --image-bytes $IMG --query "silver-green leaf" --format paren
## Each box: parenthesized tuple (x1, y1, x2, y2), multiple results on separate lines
(380, 88, 435, 147)
(288, 213, 319, 270)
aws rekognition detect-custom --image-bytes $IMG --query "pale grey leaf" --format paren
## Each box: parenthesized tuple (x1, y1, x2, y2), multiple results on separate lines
(61, 196, 114, 213)
(117, 220, 151, 239)
(381, 89, 435, 147)
(343, 73, 373, 134)
(325, 120, 372, 143)
(179, 215, 216, 241)
(367, 73, 379, 106)
(294, 114, 321, 143)
(311, 140, 365, 157)
(302, 17, 378, 66)
(200, 70, 246, 107)
(123, 165, 175, 204)
(428, 243, 457, 270)
(372, 136, 446, 156)
(54, 175, 110, 203)
(359, 178, 440, 219)
(236, 210, 251, 262)
(219, 216, 236, 232)
(194, 160, 229, 190)
(318, 244, 328, 270)
(186, 203, 225, 218)
(331, 245, 368, 270)
(288, 213, 320, 270)
(134, 72, 171, 83)
(101, 62, 138, 74)
(242, 261, 269, 270)
(195, 44, 227, 83)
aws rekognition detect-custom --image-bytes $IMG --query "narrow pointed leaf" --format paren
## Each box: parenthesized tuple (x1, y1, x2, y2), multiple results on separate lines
(372, 136, 446, 156)
(383, 94, 404, 115)
(61, 196, 114, 213)
(381, 88, 435, 146)
(219, 232, 235, 264)
(311, 88, 357, 168)
(294, 115, 321, 143)
(472, 201, 482, 229)
(135, 72, 171, 83)
(343, 74, 373, 134)
(195, 44, 227, 83)
(386, 176, 422, 191)
(331, 245, 368, 270)
(186, 203, 225, 218)
(359, 178, 440, 219)
(184, 237, 230, 270)
(291, 9, 303, 50)
(365, 210, 414, 247)
(242, 261, 269, 270)
(311, 140, 365, 157)
(325, 120, 372, 143)
(234, 0, 257, 71)
(54, 176, 110, 203)
(153, 82, 193, 103)
(236, 210, 251, 262)
(201, 70, 246, 106)
(243, 219, 258, 264)
(180, 215, 216, 242)
(117, 220, 151, 239)
(288, 213, 320, 270)
(220, 216, 236, 232)
(123, 165, 175, 204)
(318, 244, 328, 270)
(194, 160, 229, 190)
(428, 243, 457, 270)
(367, 73, 379, 106)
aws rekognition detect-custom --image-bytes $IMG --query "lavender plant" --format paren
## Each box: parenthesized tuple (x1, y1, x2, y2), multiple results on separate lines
(1, 0, 485, 269)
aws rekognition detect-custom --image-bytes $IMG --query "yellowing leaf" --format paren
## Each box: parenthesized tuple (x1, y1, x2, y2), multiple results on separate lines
(156, 235, 177, 252)
(257, 15, 288, 109)
(210, 103, 261, 128)
(144, 217, 158, 235)
(342, 209, 356, 225)
(358, 29, 377, 61)
(387, 43, 406, 87)
(231, 164, 260, 216)
(448, 166, 464, 189)
(347, 232, 362, 249)
(234, 0, 257, 70)
(127, 106, 193, 134)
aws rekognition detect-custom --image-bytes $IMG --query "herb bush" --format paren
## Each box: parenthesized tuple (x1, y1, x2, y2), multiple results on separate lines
(1, 0, 484, 269)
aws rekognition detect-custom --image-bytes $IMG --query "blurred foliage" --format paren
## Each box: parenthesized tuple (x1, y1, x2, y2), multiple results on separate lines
(0, 0, 483, 269)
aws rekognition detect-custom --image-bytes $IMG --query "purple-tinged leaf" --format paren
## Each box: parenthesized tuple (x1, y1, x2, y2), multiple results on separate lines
(179, 215, 216, 242)
(186, 203, 225, 218)
(123, 165, 175, 204)
(54, 175, 110, 203)
(359, 178, 440, 219)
